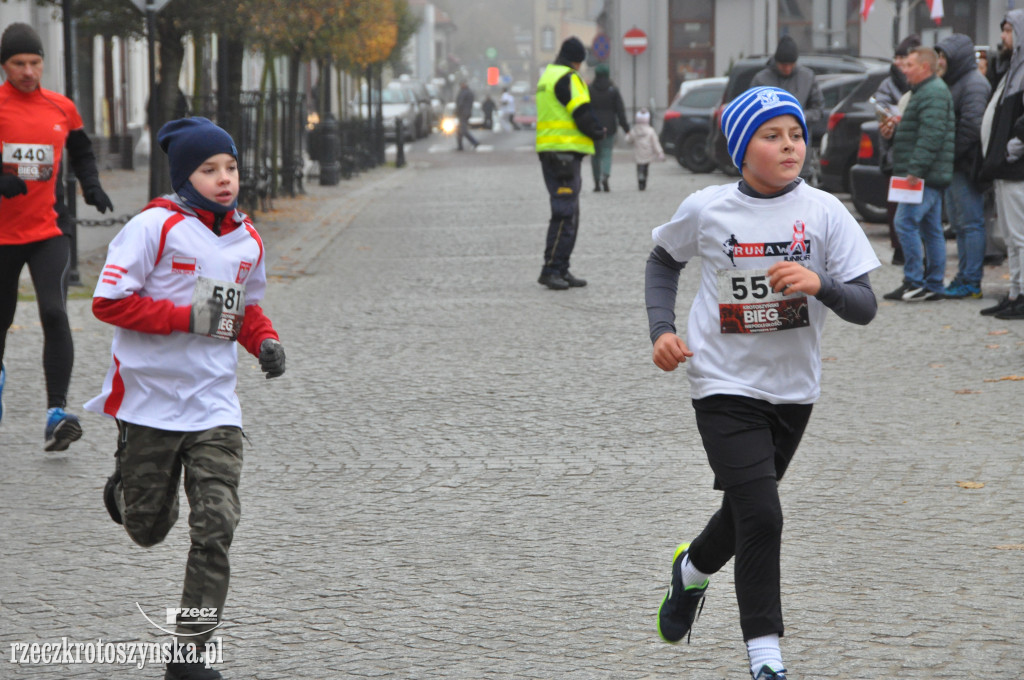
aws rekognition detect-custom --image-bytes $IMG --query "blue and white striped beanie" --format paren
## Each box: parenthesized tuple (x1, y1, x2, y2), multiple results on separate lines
(721, 86, 808, 169)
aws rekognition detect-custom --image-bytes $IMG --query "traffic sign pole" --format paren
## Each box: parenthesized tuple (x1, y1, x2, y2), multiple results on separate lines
(622, 28, 648, 115)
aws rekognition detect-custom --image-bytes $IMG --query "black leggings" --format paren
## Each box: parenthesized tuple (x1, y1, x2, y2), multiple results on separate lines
(0, 237, 74, 409)
(687, 394, 813, 641)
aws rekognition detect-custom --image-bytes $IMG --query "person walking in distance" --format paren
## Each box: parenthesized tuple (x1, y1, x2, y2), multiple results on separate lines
(647, 86, 879, 680)
(626, 108, 664, 190)
(535, 37, 606, 290)
(935, 33, 992, 300)
(455, 80, 479, 151)
(87, 117, 286, 680)
(588, 63, 630, 192)
(500, 87, 519, 131)
(879, 47, 956, 302)
(978, 10, 1024, 319)
(0, 22, 114, 450)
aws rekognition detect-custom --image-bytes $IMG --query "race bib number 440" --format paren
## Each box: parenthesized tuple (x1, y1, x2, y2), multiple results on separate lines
(191, 276, 246, 341)
(2, 143, 55, 181)
(716, 268, 809, 334)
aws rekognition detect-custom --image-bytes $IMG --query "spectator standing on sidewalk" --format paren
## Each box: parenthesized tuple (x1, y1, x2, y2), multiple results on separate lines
(935, 33, 992, 299)
(588, 63, 630, 192)
(979, 10, 1024, 319)
(87, 117, 286, 680)
(455, 80, 479, 151)
(873, 33, 921, 265)
(880, 47, 956, 302)
(647, 87, 879, 680)
(751, 35, 825, 184)
(0, 22, 113, 450)
(535, 36, 605, 290)
(626, 108, 664, 190)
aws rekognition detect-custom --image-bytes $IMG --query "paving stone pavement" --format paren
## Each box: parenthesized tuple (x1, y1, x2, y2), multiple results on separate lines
(1, 139, 1022, 679)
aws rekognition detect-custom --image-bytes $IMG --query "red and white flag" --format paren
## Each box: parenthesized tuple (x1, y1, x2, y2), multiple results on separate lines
(861, 0, 874, 21)
(926, 0, 943, 25)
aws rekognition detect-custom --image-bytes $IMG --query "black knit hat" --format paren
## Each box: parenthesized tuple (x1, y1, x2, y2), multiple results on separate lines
(1, 23, 44, 64)
(558, 37, 586, 64)
(157, 117, 238, 193)
(774, 35, 798, 64)
(894, 34, 921, 57)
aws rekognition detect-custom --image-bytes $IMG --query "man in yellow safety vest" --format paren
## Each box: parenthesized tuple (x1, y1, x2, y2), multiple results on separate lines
(535, 37, 606, 290)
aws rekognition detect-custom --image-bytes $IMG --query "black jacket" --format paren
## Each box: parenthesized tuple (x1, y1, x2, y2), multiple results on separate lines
(588, 73, 630, 135)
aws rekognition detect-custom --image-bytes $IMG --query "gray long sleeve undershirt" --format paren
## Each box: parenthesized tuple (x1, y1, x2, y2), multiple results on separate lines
(645, 246, 877, 345)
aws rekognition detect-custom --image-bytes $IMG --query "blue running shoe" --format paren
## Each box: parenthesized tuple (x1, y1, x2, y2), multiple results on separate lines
(752, 665, 788, 680)
(943, 281, 982, 299)
(657, 543, 709, 643)
(0, 362, 6, 427)
(44, 407, 82, 452)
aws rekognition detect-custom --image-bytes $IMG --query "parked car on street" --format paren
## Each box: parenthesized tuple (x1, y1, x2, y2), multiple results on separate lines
(395, 77, 433, 138)
(513, 98, 537, 129)
(848, 120, 890, 223)
(379, 83, 418, 142)
(659, 76, 727, 172)
(818, 65, 891, 195)
(706, 53, 890, 175)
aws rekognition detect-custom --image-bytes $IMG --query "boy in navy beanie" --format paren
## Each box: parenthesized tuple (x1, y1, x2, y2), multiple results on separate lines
(87, 115, 285, 680)
(645, 86, 880, 679)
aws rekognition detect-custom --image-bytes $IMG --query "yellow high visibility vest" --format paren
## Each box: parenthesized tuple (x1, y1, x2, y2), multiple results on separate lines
(535, 64, 595, 154)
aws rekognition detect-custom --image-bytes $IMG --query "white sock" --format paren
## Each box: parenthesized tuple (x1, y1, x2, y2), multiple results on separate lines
(747, 634, 783, 677)
(680, 553, 711, 588)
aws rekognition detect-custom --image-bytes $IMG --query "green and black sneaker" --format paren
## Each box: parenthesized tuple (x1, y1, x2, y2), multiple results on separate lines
(657, 542, 709, 644)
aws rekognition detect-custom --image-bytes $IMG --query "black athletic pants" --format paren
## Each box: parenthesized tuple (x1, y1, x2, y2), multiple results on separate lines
(687, 394, 813, 641)
(0, 236, 74, 409)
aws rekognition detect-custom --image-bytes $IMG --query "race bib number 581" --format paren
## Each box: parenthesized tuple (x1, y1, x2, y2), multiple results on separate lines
(191, 276, 246, 341)
(716, 268, 809, 334)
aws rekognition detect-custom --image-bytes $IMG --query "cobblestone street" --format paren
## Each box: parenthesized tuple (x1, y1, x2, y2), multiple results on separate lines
(1, 137, 1022, 679)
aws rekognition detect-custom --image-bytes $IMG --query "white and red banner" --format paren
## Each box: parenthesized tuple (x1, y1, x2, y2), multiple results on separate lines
(926, 0, 944, 24)
(860, 0, 874, 21)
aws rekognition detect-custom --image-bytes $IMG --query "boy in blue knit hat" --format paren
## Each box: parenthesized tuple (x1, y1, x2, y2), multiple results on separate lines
(645, 87, 880, 680)
(86, 117, 286, 680)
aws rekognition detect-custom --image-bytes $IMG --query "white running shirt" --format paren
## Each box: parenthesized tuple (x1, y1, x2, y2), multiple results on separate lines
(85, 206, 268, 430)
(652, 181, 880, 404)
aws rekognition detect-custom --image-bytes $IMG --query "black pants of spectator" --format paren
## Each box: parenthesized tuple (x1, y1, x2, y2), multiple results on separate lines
(457, 119, 478, 150)
(0, 235, 74, 409)
(637, 163, 649, 190)
(539, 151, 582, 277)
(686, 394, 813, 641)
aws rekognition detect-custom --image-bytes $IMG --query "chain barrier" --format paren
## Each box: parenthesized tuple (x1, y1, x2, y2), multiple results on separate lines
(75, 214, 135, 227)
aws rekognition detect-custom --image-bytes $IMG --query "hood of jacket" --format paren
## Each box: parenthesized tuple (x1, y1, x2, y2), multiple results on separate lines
(937, 33, 977, 86)
(1000, 9, 1024, 100)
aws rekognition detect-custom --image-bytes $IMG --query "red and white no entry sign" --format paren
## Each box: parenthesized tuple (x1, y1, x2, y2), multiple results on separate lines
(623, 27, 648, 56)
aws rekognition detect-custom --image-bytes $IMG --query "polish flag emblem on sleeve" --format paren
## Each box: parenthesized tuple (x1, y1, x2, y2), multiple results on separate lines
(171, 256, 197, 275)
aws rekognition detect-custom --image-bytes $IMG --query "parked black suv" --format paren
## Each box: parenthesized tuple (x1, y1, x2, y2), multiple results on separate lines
(818, 65, 890, 196)
(706, 54, 889, 175)
(659, 77, 727, 173)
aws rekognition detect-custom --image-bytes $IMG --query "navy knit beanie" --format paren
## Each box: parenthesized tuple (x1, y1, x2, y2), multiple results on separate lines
(1, 23, 44, 64)
(721, 86, 807, 169)
(558, 37, 586, 64)
(157, 117, 238, 192)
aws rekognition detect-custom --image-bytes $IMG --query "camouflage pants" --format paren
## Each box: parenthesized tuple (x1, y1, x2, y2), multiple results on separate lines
(113, 421, 243, 643)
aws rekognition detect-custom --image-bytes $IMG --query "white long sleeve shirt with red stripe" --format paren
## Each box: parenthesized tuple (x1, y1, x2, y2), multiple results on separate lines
(85, 197, 279, 430)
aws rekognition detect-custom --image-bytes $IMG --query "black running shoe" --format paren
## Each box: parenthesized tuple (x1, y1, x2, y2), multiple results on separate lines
(752, 665, 788, 680)
(657, 542, 709, 644)
(103, 461, 123, 525)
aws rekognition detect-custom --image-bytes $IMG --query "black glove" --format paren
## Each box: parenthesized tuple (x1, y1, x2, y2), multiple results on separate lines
(0, 175, 28, 198)
(83, 185, 114, 214)
(189, 297, 225, 337)
(258, 339, 285, 379)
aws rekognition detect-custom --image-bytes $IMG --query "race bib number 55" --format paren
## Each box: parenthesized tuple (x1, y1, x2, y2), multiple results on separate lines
(2, 143, 55, 181)
(191, 276, 246, 341)
(716, 268, 809, 334)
